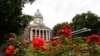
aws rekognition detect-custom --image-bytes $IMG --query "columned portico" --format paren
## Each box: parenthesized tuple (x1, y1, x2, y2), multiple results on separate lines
(27, 9, 51, 42)
(22, 9, 51, 42)
(30, 28, 51, 41)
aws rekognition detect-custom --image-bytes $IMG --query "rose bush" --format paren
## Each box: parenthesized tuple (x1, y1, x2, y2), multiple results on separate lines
(0, 33, 29, 56)
(0, 24, 100, 56)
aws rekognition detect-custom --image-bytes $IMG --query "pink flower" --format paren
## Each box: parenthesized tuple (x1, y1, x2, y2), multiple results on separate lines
(8, 38, 15, 41)
(22, 40, 29, 45)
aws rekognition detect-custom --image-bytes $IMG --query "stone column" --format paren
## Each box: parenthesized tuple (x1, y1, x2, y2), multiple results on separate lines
(48, 30, 51, 41)
(46, 30, 48, 41)
(35, 29, 37, 36)
(43, 29, 44, 39)
(30, 28, 33, 41)
(39, 29, 41, 37)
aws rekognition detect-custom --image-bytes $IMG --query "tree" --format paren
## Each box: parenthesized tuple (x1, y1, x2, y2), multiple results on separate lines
(0, 0, 34, 44)
(52, 22, 68, 36)
(70, 11, 100, 36)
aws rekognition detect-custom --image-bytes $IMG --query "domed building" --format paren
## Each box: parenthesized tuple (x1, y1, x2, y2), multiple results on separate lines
(32, 9, 44, 26)
(23, 9, 51, 42)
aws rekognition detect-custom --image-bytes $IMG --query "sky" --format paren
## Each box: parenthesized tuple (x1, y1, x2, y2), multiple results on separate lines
(22, 0, 100, 29)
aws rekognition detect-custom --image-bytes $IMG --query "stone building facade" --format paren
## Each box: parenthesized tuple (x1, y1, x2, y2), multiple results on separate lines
(22, 9, 51, 42)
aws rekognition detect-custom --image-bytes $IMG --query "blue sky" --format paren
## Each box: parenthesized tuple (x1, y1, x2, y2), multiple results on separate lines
(22, 0, 100, 29)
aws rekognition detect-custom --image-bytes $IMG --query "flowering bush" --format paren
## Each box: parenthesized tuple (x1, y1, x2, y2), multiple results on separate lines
(0, 24, 100, 56)
(31, 24, 100, 56)
(0, 33, 29, 56)
(86, 34, 100, 44)
(31, 24, 74, 56)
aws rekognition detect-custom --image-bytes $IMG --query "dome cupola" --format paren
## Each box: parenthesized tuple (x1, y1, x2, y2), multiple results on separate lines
(34, 9, 43, 18)
(33, 9, 44, 26)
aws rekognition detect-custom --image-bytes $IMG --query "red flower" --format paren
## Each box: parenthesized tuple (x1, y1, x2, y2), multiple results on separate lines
(57, 38, 63, 44)
(50, 37, 55, 41)
(86, 34, 100, 44)
(7, 45, 15, 51)
(5, 49, 12, 56)
(42, 47, 49, 51)
(51, 41, 57, 47)
(62, 24, 71, 30)
(64, 29, 72, 37)
(32, 36, 45, 49)
(57, 24, 72, 37)
(57, 29, 64, 35)
(22, 40, 29, 45)
(5, 45, 15, 56)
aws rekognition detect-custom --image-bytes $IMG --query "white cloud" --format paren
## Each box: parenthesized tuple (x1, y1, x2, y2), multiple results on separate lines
(22, 0, 100, 29)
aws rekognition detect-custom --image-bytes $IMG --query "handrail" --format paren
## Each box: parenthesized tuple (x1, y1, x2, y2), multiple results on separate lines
(53, 28, 91, 39)
(72, 28, 91, 36)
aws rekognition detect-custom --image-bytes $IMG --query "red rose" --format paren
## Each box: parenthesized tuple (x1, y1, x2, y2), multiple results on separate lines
(57, 29, 64, 35)
(50, 37, 55, 41)
(57, 38, 63, 44)
(5, 45, 15, 56)
(64, 29, 71, 37)
(5, 49, 12, 56)
(62, 24, 71, 30)
(7, 45, 15, 51)
(57, 24, 72, 37)
(86, 34, 100, 44)
(38, 38, 45, 46)
(42, 47, 49, 51)
(32, 36, 45, 49)
(51, 41, 57, 47)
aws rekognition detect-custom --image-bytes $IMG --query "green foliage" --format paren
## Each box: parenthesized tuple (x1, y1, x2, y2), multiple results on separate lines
(72, 37, 85, 44)
(1, 35, 100, 56)
(52, 22, 68, 36)
(0, 33, 29, 56)
(0, 0, 34, 45)
(71, 11, 100, 36)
